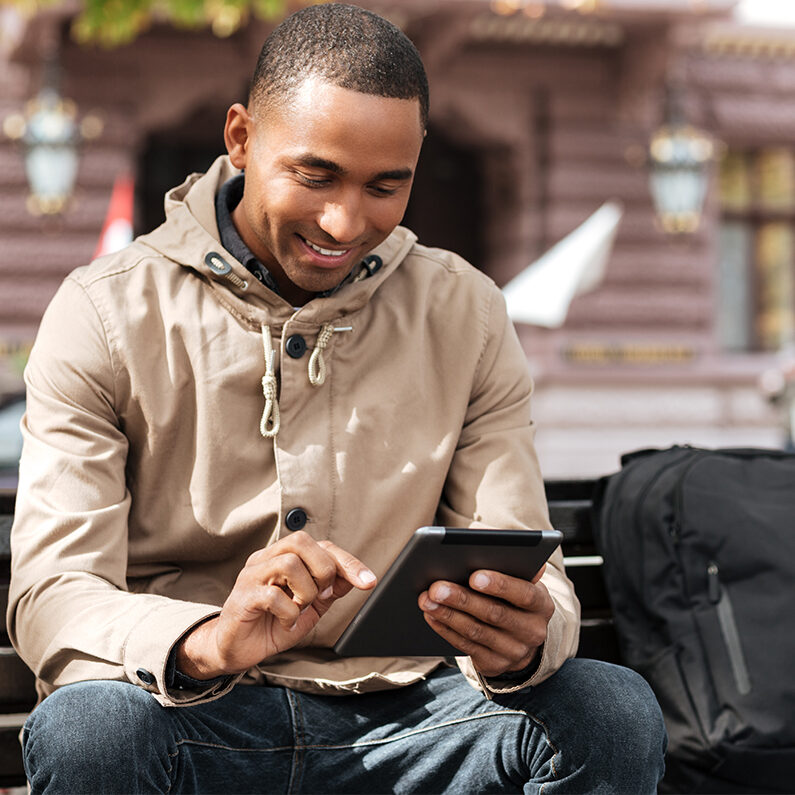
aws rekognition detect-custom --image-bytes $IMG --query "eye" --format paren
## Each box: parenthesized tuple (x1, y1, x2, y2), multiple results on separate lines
(295, 171, 330, 187)
(368, 183, 399, 197)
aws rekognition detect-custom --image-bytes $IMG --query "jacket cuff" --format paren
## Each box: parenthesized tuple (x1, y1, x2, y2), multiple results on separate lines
(122, 601, 239, 706)
(165, 643, 234, 698)
(486, 650, 542, 683)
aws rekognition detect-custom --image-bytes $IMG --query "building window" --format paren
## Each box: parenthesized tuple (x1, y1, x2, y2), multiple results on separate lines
(718, 148, 795, 352)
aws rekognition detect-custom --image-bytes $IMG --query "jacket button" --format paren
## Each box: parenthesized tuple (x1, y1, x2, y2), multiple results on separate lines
(136, 668, 155, 685)
(286, 334, 307, 359)
(285, 508, 308, 531)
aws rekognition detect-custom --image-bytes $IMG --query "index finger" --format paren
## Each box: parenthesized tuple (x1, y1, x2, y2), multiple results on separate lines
(247, 531, 369, 596)
(318, 539, 377, 591)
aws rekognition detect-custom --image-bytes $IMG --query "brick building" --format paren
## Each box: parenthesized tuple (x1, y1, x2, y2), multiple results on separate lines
(2, 0, 794, 476)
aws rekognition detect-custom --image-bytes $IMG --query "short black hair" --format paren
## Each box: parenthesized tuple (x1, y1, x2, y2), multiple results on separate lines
(250, 3, 429, 128)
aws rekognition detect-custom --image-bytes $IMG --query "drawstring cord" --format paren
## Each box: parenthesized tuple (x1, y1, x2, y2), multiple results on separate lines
(308, 324, 334, 386)
(260, 323, 353, 437)
(260, 325, 280, 438)
(308, 323, 353, 386)
(217, 254, 377, 439)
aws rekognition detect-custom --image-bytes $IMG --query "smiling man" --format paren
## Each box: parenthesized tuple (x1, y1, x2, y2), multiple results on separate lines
(225, 77, 423, 304)
(10, 4, 665, 793)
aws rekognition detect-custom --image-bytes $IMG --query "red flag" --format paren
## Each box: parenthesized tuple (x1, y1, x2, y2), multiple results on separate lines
(94, 173, 134, 259)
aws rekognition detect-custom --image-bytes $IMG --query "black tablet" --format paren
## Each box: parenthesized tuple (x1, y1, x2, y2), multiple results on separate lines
(333, 526, 562, 657)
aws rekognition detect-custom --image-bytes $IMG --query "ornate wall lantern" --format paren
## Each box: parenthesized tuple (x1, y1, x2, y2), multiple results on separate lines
(647, 83, 715, 234)
(3, 54, 102, 215)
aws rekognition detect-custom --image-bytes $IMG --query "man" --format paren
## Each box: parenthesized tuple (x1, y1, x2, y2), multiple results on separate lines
(10, 4, 666, 792)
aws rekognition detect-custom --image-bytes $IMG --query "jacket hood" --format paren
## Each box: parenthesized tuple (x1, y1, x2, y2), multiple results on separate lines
(136, 155, 418, 328)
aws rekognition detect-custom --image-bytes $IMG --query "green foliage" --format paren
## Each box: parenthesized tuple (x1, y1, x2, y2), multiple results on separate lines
(9, 0, 296, 46)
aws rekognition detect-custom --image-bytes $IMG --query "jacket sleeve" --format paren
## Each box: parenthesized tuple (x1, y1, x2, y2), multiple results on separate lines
(7, 276, 240, 706)
(436, 283, 580, 692)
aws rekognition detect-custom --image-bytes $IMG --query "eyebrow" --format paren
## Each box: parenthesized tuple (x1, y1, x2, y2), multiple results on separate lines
(292, 154, 413, 182)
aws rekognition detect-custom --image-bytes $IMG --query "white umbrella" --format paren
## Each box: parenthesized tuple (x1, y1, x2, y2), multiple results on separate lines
(502, 200, 623, 328)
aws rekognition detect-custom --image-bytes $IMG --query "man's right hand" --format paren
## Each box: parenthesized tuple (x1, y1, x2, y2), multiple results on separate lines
(175, 531, 376, 680)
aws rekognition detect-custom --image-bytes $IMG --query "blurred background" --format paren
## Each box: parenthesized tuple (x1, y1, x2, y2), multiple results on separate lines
(2, 0, 795, 483)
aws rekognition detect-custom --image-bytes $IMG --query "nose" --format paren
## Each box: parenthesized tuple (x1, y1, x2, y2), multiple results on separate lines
(317, 191, 366, 244)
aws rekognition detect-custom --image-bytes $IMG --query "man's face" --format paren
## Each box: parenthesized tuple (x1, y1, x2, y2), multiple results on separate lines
(225, 78, 425, 305)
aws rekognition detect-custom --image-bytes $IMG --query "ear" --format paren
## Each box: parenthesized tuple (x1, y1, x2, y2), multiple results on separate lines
(224, 103, 252, 170)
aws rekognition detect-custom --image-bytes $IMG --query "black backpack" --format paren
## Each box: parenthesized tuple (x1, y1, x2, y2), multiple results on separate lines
(591, 446, 795, 794)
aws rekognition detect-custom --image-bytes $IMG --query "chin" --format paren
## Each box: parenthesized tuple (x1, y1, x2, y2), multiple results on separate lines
(295, 270, 350, 293)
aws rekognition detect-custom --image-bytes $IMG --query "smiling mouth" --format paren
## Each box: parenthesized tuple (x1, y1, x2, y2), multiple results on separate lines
(302, 237, 351, 258)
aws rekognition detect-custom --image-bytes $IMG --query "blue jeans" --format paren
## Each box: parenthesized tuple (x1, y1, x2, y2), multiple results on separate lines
(23, 658, 666, 794)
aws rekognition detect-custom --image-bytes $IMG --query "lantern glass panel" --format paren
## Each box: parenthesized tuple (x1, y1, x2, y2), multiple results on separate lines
(24, 145, 79, 203)
(649, 165, 709, 232)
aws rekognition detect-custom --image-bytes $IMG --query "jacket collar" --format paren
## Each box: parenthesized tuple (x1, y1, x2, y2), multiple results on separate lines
(137, 155, 417, 328)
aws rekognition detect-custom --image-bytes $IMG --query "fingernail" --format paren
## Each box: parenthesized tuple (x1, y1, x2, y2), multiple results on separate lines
(435, 584, 451, 600)
(359, 569, 376, 585)
(319, 586, 333, 600)
(473, 573, 490, 589)
(423, 598, 440, 611)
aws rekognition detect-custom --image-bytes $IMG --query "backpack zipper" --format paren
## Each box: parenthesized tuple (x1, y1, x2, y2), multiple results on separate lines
(670, 449, 706, 546)
(612, 447, 693, 654)
(707, 561, 752, 696)
(630, 447, 692, 592)
(672, 452, 754, 696)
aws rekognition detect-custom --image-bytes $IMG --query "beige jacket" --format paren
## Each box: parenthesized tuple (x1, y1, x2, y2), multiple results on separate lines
(9, 156, 579, 707)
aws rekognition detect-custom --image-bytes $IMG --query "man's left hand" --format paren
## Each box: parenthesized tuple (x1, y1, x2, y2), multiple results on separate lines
(418, 565, 554, 678)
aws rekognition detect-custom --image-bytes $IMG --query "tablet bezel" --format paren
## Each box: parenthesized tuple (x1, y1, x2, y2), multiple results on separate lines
(333, 526, 562, 657)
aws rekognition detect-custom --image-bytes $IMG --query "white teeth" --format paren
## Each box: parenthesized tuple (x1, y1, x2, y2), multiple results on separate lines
(306, 239, 347, 257)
